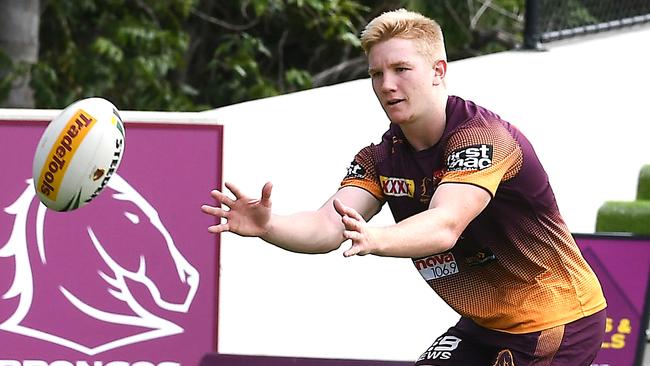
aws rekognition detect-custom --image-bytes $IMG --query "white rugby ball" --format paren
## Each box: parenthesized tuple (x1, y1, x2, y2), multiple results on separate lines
(32, 97, 126, 211)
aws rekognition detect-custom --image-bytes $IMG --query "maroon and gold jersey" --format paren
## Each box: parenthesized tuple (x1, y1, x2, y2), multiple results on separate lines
(340, 96, 606, 334)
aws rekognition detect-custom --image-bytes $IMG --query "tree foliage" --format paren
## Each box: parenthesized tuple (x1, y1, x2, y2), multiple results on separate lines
(33, 0, 197, 110)
(186, 0, 370, 108)
(2, 0, 532, 110)
(0, 51, 12, 102)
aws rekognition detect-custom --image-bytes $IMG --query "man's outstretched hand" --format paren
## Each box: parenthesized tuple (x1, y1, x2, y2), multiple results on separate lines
(201, 182, 274, 237)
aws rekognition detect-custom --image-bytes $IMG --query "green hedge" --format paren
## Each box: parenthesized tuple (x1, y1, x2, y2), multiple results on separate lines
(595, 164, 650, 235)
(637, 164, 650, 200)
(596, 201, 650, 235)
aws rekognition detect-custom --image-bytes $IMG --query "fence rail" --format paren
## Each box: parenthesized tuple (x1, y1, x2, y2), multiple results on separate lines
(523, 0, 650, 49)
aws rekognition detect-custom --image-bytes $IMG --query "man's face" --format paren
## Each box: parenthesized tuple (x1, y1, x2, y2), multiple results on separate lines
(367, 38, 437, 125)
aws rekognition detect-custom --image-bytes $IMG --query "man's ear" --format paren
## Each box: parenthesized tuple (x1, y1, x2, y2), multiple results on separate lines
(432, 60, 448, 86)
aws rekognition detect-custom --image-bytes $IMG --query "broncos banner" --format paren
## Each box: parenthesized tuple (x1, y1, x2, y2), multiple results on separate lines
(0, 117, 222, 365)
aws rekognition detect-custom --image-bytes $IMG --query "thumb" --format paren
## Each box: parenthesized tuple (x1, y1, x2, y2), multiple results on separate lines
(260, 182, 273, 207)
(333, 198, 346, 216)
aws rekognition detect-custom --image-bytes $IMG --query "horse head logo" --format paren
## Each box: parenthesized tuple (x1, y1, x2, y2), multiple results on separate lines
(0, 173, 200, 355)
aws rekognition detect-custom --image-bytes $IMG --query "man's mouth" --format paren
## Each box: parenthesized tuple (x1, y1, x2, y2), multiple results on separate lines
(387, 98, 405, 106)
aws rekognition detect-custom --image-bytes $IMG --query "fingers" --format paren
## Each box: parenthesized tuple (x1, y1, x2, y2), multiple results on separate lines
(333, 198, 343, 213)
(343, 245, 361, 257)
(332, 198, 348, 217)
(201, 204, 230, 234)
(200, 204, 228, 218)
(342, 228, 364, 241)
(341, 215, 364, 232)
(335, 199, 366, 233)
(342, 227, 369, 257)
(216, 182, 272, 207)
(334, 199, 370, 257)
(212, 181, 248, 206)
(224, 182, 244, 199)
(203, 182, 272, 237)
(209, 189, 235, 207)
(333, 198, 363, 221)
(207, 223, 230, 234)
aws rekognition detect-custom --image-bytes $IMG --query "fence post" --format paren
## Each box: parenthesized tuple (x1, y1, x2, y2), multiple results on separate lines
(523, 0, 543, 50)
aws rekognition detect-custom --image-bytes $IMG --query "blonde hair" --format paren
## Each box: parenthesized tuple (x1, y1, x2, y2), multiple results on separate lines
(360, 9, 446, 63)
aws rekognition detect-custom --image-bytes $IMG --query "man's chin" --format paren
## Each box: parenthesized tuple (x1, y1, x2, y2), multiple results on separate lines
(382, 105, 413, 124)
(387, 113, 412, 125)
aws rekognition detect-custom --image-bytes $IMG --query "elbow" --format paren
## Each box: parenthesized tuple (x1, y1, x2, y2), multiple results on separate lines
(437, 229, 459, 253)
(306, 238, 345, 255)
(312, 244, 340, 254)
(436, 219, 466, 253)
(438, 206, 474, 253)
(319, 247, 340, 255)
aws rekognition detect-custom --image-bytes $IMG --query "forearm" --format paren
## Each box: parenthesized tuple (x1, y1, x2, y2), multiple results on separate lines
(364, 184, 490, 258)
(370, 209, 459, 258)
(261, 211, 345, 254)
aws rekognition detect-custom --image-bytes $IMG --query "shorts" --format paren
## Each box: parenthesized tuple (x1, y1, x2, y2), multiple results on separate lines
(414, 309, 606, 366)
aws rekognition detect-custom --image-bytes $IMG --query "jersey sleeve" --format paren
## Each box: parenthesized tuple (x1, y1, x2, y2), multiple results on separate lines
(440, 118, 523, 196)
(340, 144, 385, 201)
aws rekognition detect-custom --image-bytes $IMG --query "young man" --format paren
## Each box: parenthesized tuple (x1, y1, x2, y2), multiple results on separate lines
(201, 9, 607, 366)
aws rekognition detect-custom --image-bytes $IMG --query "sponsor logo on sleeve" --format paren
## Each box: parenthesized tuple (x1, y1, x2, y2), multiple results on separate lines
(379, 176, 415, 197)
(344, 160, 366, 179)
(446, 144, 493, 172)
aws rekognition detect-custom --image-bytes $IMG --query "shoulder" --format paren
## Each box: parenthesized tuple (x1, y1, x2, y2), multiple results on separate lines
(340, 124, 401, 200)
(444, 96, 516, 146)
(350, 124, 401, 166)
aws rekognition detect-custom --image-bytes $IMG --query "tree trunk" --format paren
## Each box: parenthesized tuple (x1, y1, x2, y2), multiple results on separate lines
(0, 0, 40, 108)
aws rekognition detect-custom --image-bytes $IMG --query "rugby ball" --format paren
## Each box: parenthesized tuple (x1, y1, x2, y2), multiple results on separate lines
(32, 97, 126, 211)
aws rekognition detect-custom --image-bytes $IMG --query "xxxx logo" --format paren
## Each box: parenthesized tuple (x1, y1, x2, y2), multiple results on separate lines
(379, 176, 415, 198)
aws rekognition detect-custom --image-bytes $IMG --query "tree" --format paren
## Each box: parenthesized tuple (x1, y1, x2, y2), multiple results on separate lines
(0, 0, 40, 108)
(28, 0, 370, 110)
(185, 0, 369, 108)
(398, 0, 525, 58)
(0, 0, 531, 111)
(32, 0, 198, 111)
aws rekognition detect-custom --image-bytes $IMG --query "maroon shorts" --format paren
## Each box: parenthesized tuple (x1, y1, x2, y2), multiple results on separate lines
(414, 309, 606, 366)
